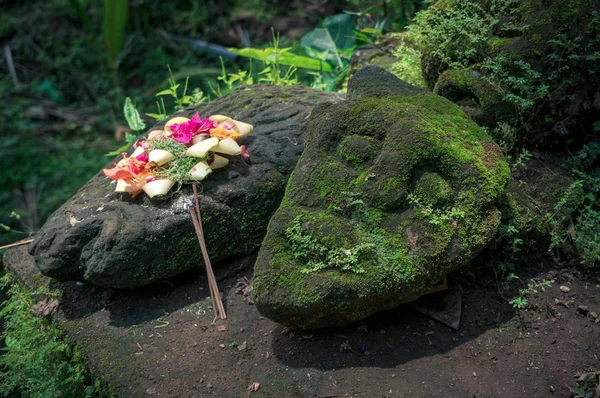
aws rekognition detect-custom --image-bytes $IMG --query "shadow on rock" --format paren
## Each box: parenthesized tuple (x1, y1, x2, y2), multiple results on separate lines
(59, 254, 255, 328)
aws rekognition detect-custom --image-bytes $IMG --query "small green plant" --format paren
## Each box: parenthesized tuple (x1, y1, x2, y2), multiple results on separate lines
(407, 193, 465, 227)
(339, 341, 352, 352)
(570, 371, 600, 398)
(487, 122, 518, 153)
(328, 191, 365, 215)
(156, 66, 193, 110)
(508, 296, 528, 309)
(483, 57, 550, 117)
(509, 278, 552, 309)
(284, 216, 373, 274)
(230, 31, 305, 88)
(146, 66, 210, 121)
(509, 147, 532, 170)
(105, 98, 143, 157)
(492, 223, 523, 293)
(209, 58, 254, 98)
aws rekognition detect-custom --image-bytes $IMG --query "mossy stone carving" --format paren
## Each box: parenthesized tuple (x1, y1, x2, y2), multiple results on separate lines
(253, 66, 510, 328)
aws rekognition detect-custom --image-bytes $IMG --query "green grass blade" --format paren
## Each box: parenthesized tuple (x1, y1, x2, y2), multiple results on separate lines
(103, 0, 129, 70)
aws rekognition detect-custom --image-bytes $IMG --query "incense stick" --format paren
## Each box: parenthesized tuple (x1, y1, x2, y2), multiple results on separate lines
(190, 184, 227, 319)
(189, 208, 218, 318)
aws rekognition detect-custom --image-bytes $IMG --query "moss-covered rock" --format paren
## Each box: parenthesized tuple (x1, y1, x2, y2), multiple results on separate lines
(415, 0, 600, 144)
(29, 85, 343, 288)
(253, 66, 510, 328)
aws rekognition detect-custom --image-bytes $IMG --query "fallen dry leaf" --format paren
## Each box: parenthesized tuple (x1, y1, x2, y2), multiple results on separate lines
(247, 382, 260, 392)
(235, 277, 254, 305)
(32, 297, 60, 317)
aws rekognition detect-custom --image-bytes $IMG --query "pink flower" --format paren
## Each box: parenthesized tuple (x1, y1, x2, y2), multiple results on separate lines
(136, 152, 149, 163)
(170, 113, 215, 137)
(240, 145, 250, 159)
(169, 113, 216, 145)
(170, 130, 193, 144)
(196, 117, 215, 135)
(134, 140, 149, 149)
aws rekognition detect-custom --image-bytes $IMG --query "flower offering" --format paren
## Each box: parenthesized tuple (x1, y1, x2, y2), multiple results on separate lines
(103, 114, 252, 198)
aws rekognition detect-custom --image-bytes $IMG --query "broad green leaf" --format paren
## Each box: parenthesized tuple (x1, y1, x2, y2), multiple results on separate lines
(301, 13, 356, 68)
(229, 47, 333, 72)
(103, 0, 128, 70)
(123, 97, 146, 132)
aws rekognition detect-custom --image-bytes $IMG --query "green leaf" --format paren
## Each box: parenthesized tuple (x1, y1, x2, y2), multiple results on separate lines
(156, 89, 174, 96)
(229, 47, 333, 72)
(301, 13, 356, 68)
(104, 133, 137, 156)
(104, 132, 137, 157)
(360, 27, 383, 36)
(146, 113, 167, 121)
(123, 97, 145, 132)
(105, 142, 131, 157)
(103, 0, 129, 70)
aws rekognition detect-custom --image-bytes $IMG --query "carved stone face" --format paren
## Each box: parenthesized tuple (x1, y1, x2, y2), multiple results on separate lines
(254, 67, 510, 328)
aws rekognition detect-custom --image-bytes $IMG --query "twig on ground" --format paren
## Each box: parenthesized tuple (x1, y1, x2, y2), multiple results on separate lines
(0, 238, 34, 250)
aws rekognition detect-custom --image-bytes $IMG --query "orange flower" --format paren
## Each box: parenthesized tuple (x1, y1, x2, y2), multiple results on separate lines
(103, 155, 156, 197)
(209, 127, 242, 141)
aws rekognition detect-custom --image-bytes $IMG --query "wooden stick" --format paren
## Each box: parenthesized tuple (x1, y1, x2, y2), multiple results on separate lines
(191, 186, 221, 313)
(189, 208, 219, 315)
(0, 238, 34, 250)
(191, 184, 227, 319)
(190, 209, 220, 319)
(189, 208, 218, 318)
(192, 207, 227, 319)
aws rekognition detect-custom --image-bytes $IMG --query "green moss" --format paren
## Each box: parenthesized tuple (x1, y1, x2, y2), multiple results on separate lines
(338, 135, 380, 169)
(433, 69, 502, 109)
(413, 172, 454, 207)
(0, 273, 96, 397)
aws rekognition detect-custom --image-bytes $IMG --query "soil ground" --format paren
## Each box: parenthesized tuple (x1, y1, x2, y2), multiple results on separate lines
(3, 246, 600, 397)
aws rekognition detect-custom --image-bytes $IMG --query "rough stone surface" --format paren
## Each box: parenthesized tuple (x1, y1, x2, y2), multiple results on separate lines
(348, 44, 398, 79)
(253, 66, 510, 329)
(29, 85, 343, 288)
